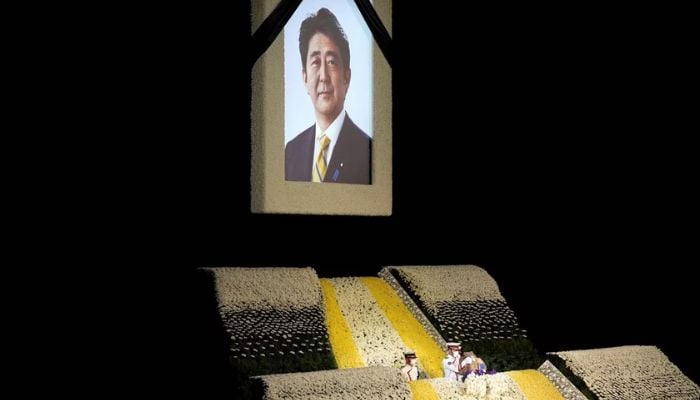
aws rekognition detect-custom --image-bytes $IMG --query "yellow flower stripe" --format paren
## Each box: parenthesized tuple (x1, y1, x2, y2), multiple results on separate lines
(360, 277, 445, 379)
(320, 279, 365, 368)
(409, 380, 441, 400)
(506, 370, 565, 400)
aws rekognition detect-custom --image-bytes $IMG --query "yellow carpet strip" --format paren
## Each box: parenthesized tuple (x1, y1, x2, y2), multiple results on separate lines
(506, 370, 566, 400)
(409, 380, 441, 400)
(319, 279, 364, 368)
(360, 277, 446, 379)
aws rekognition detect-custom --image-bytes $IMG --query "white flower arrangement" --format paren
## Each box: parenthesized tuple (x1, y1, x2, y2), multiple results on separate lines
(388, 265, 526, 343)
(256, 366, 412, 400)
(550, 345, 700, 400)
(206, 267, 323, 312)
(428, 374, 526, 400)
(391, 265, 504, 309)
(203, 267, 333, 363)
(329, 277, 408, 368)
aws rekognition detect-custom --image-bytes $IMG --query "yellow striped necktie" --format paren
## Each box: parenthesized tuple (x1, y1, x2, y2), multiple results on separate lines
(313, 134, 331, 182)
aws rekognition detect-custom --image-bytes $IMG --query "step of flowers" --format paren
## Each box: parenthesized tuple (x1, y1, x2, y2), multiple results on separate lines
(382, 265, 541, 371)
(548, 345, 700, 400)
(321, 277, 445, 378)
(205, 267, 336, 373)
(253, 366, 411, 400)
(408, 371, 567, 400)
(410, 373, 525, 399)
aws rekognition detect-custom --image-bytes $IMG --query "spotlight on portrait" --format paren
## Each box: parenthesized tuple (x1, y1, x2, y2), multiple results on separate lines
(251, 0, 392, 216)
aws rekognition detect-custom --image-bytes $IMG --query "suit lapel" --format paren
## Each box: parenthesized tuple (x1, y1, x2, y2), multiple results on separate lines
(302, 128, 315, 181)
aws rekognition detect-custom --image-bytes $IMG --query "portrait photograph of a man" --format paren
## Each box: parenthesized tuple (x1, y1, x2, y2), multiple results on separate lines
(284, 1, 373, 185)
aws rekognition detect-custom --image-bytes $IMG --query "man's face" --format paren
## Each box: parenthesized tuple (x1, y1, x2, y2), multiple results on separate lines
(303, 32, 350, 122)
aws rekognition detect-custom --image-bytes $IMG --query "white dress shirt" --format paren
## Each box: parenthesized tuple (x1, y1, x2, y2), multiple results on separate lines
(311, 110, 345, 177)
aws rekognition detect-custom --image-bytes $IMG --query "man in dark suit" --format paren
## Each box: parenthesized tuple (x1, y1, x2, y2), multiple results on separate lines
(285, 8, 371, 185)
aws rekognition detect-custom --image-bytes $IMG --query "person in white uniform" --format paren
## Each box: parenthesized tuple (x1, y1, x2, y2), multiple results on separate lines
(442, 342, 461, 380)
(400, 351, 420, 381)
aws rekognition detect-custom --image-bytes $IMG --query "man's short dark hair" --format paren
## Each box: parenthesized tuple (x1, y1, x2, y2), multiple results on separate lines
(299, 8, 350, 72)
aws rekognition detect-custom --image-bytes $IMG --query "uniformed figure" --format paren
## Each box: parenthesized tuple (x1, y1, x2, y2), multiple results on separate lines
(451, 345, 462, 370)
(400, 351, 420, 381)
(442, 342, 461, 380)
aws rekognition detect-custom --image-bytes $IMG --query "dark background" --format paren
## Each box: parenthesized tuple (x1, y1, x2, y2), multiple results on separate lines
(133, 1, 697, 395)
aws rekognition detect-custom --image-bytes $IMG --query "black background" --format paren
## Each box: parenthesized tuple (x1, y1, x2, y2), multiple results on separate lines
(131, 1, 697, 395)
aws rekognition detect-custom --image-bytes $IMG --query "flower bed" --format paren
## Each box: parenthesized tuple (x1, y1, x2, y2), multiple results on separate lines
(211, 267, 322, 312)
(328, 277, 409, 368)
(548, 345, 700, 400)
(203, 267, 336, 399)
(506, 369, 565, 399)
(361, 277, 446, 378)
(383, 265, 541, 371)
(428, 373, 526, 400)
(257, 369, 534, 400)
(387, 265, 522, 341)
(322, 277, 445, 377)
(254, 366, 412, 400)
(320, 279, 364, 368)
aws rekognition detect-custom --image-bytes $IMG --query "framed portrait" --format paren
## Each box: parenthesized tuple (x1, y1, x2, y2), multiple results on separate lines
(251, 0, 392, 215)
